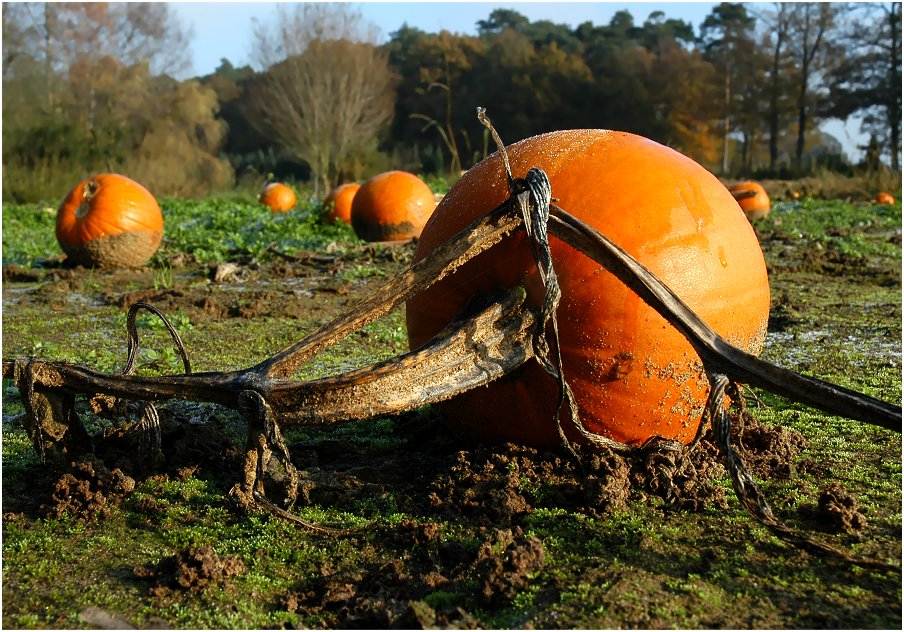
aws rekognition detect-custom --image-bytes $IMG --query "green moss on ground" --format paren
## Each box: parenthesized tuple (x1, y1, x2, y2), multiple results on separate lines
(2, 198, 900, 628)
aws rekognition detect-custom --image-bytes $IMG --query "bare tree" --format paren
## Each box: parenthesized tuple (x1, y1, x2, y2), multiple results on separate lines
(246, 4, 395, 195)
(788, 3, 841, 169)
(761, 3, 793, 170)
(2, 3, 192, 79)
(827, 2, 902, 170)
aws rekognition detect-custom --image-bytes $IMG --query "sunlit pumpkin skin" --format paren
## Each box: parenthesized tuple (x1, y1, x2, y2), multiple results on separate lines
(56, 173, 163, 268)
(351, 171, 436, 242)
(260, 182, 297, 212)
(325, 183, 361, 224)
(728, 181, 771, 221)
(406, 130, 771, 449)
(875, 192, 895, 205)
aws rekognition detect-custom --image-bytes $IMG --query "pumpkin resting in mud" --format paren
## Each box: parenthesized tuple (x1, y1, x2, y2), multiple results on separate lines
(350, 171, 435, 242)
(405, 130, 771, 449)
(728, 181, 771, 221)
(875, 192, 895, 205)
(325, 182, 361, 224)
(260, 182, 297, 212)
(56, 173, 163, 268)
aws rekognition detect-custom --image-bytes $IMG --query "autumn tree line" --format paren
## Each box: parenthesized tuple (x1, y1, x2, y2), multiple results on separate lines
(2, 2, 900, 202)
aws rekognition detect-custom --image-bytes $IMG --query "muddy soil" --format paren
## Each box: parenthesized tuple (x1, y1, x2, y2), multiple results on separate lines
(3, 247, 410, 322)
(134, 545, 246, 596)
(2, 226, 900, 628)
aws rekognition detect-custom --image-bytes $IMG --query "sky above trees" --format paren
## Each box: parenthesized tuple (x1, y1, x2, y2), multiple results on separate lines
(173, 2, 719, 75)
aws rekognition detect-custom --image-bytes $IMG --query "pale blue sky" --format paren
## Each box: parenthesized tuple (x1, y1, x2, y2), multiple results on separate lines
(172, 2, 721, 75)
(171, 2, 866, 160)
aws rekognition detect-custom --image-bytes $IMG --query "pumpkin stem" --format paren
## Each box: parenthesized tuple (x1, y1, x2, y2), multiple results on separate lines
(75, 178, 100, 219)
(476, 106, 515, 192)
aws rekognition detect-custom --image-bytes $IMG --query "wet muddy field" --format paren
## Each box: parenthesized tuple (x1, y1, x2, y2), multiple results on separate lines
(2, 197, 901, 628)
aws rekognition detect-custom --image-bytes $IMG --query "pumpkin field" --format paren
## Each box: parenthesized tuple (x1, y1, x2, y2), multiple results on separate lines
(2, 184, 900, 628)
(3, 2, 903, 629)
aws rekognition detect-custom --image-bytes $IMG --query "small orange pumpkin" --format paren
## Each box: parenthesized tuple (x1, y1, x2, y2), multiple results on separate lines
(350, 171, 436, 242)
(260, 182, 297, 212)
(56, 173, 163, 268)
(406, 130, 770, 449)
(875, 192, 895, 205)
(325, 183, 361, 224)
(728, 181, 771, 220)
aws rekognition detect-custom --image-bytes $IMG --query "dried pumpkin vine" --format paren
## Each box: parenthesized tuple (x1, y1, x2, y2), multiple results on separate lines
(4, 109, 901, 571)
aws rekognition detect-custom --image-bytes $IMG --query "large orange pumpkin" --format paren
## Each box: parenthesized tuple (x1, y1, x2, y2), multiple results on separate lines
(406, 130, 771, 449)
(260, 182, 297, 212)
(875, 192, 895, 205)
(325, 183, 361, 224)
(350, 171, 436, 242)
(728, 181, 770, 220)
(56, 173, 163, 268)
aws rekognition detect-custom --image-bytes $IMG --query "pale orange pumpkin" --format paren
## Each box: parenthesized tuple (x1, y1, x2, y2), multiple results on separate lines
(56, 173, 163, 268)
(350, 171, 436, 242)
(325, 183, 361, 224)
(728, 181, 771, 221)
(406, 130, 770, 449)
(260, 182, 297, 212)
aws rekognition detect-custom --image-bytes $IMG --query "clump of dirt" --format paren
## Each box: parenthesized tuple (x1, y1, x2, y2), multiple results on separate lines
(427, 446, 535, 524)
(284, 560, 421, 628)
(474, 527, 545, 605)
(283, 523, 542, 627)
(736, 414, 808, 479)
(134, 545, 246, 595)
(812, 483, 867, 534)
(633, 438, 729, 513)
(2, 264, 44, 283)
(580, 448, 633, 512)
(422, 436, 727, 525)
(43, 456, 135, 519)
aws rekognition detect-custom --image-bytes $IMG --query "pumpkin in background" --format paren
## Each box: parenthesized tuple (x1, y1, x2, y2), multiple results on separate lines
(728, 181, 771, 221)
(350, 171, 436, 242)
(875, 192, 895, 205)
(324, 183, 361, 224)
(56, 173, 163, 268)
(260, 182, 297, 212)
(406, 130, 771, 449)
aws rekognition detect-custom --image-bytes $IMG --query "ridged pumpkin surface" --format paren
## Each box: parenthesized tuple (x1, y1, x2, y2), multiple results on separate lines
(406, 130, 771, 448)
(351, 171, 435, 242)
(728, 181, 771, 220)
(56, 173, 163, 268)
(875, 192, 895, 205)
(325, 183, 361, 224)
(260, 182, 297, 212)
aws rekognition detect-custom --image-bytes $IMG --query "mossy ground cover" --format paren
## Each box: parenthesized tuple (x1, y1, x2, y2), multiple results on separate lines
(2, 195, 901, 628)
